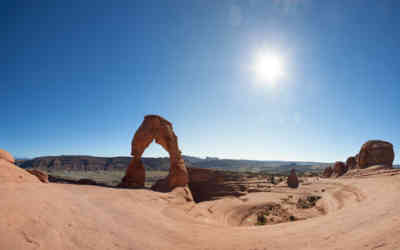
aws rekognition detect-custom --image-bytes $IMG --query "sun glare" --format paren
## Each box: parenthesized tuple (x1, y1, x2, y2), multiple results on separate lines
(253, 53, 284, 84)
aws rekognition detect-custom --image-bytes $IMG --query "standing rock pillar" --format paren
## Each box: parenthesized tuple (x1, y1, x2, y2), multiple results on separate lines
(120, 157, 146, 188)
(287, 169, 299, 188)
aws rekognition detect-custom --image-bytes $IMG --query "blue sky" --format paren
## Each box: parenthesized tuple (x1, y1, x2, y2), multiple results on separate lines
(2, 0, 399, 163)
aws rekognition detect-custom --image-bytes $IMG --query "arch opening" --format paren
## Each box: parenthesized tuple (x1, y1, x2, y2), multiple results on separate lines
(141, 142, 169, 188)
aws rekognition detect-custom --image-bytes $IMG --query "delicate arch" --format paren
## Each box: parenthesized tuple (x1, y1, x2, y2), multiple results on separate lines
(120, 115, 189, 189)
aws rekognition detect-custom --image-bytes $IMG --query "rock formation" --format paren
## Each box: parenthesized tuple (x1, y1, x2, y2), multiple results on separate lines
(357, 140, 394, 169)
(152, 167, 272, 202)
(333, 161, 348, 177)
(0, 149, 15, 163)
(120, 115, 189, 189)
(26, 169, 49, 183)
(355, 154, 359, 167)
(346, 156, 357, 170)
(322, 166, 333, 178)
(287, 169, 299, 188)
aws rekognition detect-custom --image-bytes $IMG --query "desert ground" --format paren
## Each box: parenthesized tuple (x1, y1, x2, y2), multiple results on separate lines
(1, 157, 400, 250)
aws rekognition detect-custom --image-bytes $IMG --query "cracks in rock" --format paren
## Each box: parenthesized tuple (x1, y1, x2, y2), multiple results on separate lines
(21, 231, 40, 248)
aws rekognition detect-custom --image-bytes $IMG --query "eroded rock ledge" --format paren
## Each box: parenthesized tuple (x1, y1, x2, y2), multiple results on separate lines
(152, 167, 272, 202)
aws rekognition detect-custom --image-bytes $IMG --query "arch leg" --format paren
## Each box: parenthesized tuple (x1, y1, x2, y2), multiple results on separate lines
(120, 157, 145, 188)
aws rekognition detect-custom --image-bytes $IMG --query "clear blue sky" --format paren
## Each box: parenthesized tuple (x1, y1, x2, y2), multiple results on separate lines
(2, 0, 399, 163)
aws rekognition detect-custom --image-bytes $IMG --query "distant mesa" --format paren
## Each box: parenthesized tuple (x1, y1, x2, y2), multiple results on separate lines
(205, 157, 219, 161)
(16, 155, 328, 174)
(119, 115, 190, 190)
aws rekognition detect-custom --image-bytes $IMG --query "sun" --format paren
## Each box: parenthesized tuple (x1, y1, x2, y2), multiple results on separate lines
(253, 53, 284, 83)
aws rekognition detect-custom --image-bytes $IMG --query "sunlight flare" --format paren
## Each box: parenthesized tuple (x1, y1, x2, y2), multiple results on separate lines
(252, 52, 284, 84)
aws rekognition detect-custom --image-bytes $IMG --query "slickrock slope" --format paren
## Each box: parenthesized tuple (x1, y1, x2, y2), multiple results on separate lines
(0, 149, 15, 163)
(2, 165, 400, 250)
(0, 159, 40, 184)
(2, 148, 400, 250)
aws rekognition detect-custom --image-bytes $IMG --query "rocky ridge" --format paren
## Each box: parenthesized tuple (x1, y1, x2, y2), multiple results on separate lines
(323, 140, 395, 178)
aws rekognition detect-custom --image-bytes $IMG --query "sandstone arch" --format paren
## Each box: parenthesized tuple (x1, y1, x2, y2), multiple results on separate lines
(120, 115, 189, 189)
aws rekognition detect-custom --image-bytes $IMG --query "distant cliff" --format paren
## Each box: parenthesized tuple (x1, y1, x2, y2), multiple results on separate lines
(18, 156, 174, 171)
(17, 155, 328, 173)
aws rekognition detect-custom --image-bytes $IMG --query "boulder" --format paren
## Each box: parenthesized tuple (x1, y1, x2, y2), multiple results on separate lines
(120, 115, 189, 189)
(0, 149, 15, 163)
(346, 156, 357, 169)
(357, 140, 394, 168)
(26, 169, 49, 183)
(287, 169, 299, 188)
(333, 161, 348, 177)
(322, 166, 333, 178)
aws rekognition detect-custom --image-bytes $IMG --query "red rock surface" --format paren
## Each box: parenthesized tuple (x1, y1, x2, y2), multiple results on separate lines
(120, 115, 189, 189)
(287, 169, 299, 188)
(0, 149, 15, 163)
(333, 161, 348, 177)
(152, 167, 272, 202)
(26, 169, 49, 183)
(346, 156, 357, 169)
(322, 166, 333, 178)
(0, 159, 40, 184)
(119, 157, 145, 188)
(1, 162, 400, 249)
(357, 140, 394, 169)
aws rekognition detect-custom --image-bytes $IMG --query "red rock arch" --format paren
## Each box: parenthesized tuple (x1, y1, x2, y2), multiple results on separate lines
(120, 115, 189, 189)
